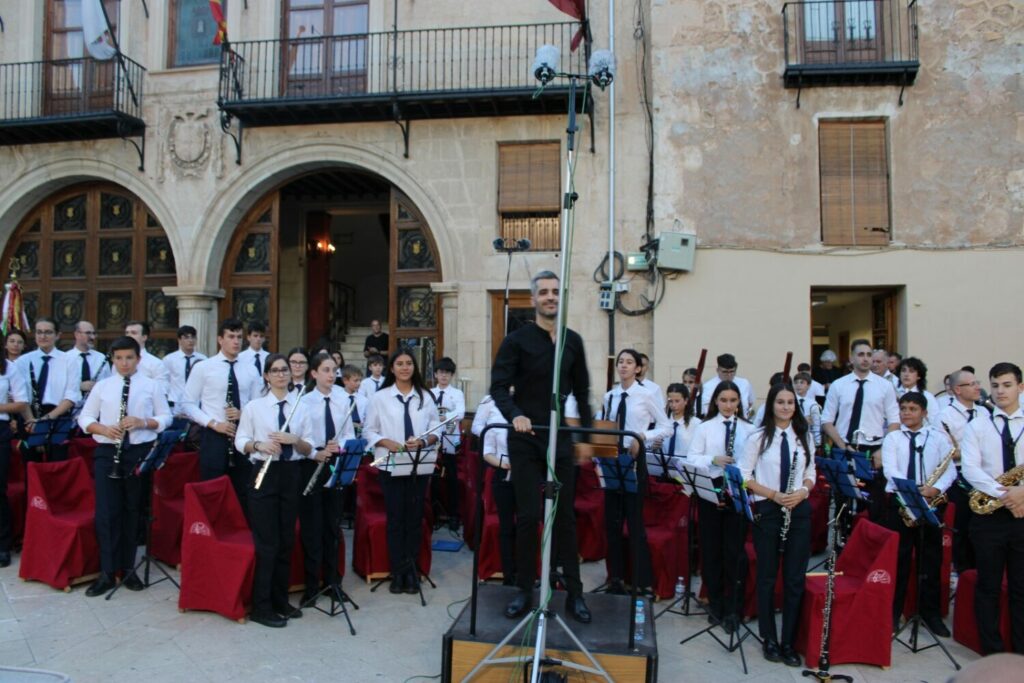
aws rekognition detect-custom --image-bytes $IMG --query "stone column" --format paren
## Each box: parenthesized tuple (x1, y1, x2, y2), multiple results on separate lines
(431, 280, 462, 394)
(163, 285, 225, 355)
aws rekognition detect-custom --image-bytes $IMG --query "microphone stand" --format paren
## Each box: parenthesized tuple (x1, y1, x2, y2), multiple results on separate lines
(495, 238, 530, 336)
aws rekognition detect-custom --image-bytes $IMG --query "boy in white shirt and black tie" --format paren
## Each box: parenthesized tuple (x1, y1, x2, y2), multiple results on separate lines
(78, 336, 171, 597)
(237, 321, 270, 376)
(359, 354, 386, 399)
(430, 357, 465, 531)
(163, 325, 207, 414)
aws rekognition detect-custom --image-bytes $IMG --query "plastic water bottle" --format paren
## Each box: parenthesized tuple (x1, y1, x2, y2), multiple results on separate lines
(634, 600, 646, 642)
(674, 576, 685, 602)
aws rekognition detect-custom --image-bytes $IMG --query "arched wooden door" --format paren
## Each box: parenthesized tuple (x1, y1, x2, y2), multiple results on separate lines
(389, 189, 442, 377)
(219, 193, 280, 348)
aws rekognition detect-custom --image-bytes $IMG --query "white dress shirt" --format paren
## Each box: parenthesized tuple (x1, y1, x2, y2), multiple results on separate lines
(600, 382, 672, 452)
(136, 349, 171, 402)
(363, 385, 441, 464)
(961, 407, 1024, 499)
(739, 425, 816, 502)
(806, 380, 826, 403)
(235, 390, 315, 462)
(163, 350, 207, 408)
(687, 413, 754, 479)
(183, 351, 262, 426)
(0, 361, 30, 421)
(62, 349, 110, 406)
(340, 389, 370, 428)
(482, 407, 511, 471)
(881, 424, 956, 494)
(937, 398, 984, 447)
(895, 386, 941, 426)
(700, 375, 755, 416)
(471, 395, 494, 437)
(238, 348, 270, 375)
(635, 378, 664, 403)
(796, 395, 823, 447)
(78, 371, 172, 445)
(822, 371, 899, 446)
(300, 386, 357, 448)
(358, 374, 385, 401)
(660, 416, 702, 459)
(17, 348, 68, 407)
(430, 384, 466, 453)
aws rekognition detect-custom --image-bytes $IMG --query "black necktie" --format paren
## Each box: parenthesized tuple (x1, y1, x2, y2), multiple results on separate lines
(374, 378, 381, 392)
(724, 419, 734, 456)
(225, 360, 240, 409)
(324, 397, 336, 443)
(967, 408, 976, 422)
(278, 400, 293, 461)
(667, 421, 679, 455)
(121, 376, 132, 447)
(436, 390, 445, 407)
(799, 398, 805, 413)
(80, 352, 91, 382)
(37, 355, 51, 402)
(349, 395, 360, 425)
(185, 355, 194, 381)
(397, 395, 414, 440)
(616, 391, 628, 449)
(907, 431, 919, 482)
(254, 353, 263, 374)
(1001, 416, 1016, 472)
(779, 431, 791, 493)
(846, 379, 867, 444)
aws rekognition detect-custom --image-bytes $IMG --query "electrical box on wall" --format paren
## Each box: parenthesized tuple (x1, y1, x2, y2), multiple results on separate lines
(656, 231, 696, 272)
(626, 252, 649, 271)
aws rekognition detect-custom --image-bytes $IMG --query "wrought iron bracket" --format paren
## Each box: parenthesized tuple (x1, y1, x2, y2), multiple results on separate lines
(140, 0, 149, 19)
(795, 74, 803, 109)
(392, 102, 410, 159)
(587, 92, 596, 154)
(898, 70, 908, 106)
(116, 118, 145, 172)
(220, 108, 243, 165)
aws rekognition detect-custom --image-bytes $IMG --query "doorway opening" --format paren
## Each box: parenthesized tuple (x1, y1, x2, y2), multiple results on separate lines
(810, 286, 901, 365)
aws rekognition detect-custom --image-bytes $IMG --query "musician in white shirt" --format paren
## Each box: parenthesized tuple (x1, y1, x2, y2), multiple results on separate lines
(650, 383, 701, 470)
(17, 317, 68, 422)
(62, 320, 110, 411)
(124, 321, 171, 399)
(636, 353, 664, 403)
(740, 383, 816, 667)
(700, 353, 755, 418)
(362, 350, 440, 595)
(358, 354, 386, 400)
(237, 321, 270, 376)
(163, 325, 206, 413)
(793, 372, 822, 448)
(895, 357, 941, 425)
(431, 357, 466, 531)
(687, 380, 753, 632)
(79, 336, 171, 597)
(0, 345, 29, 567)
(938, 369, 984, 573)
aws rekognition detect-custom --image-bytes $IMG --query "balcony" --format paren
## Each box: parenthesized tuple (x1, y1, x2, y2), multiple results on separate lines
(783, 1, 919, 95)
(0, 55, 146, 147)
(217, 21, 588, 130)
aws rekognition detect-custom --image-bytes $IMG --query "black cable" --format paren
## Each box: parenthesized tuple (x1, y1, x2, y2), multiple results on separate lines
(634, 0, 656, 240)
(592, 251, 625, 284)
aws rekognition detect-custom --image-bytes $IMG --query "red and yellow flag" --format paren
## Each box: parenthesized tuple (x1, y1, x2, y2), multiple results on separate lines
(547, 0, 588, 51)
(209, 0, 227, 46)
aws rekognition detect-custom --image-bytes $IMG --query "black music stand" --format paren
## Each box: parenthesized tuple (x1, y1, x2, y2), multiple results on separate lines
(810, 454, 870, 570)
(105, 430, 183, 600)
(656, 462, 714, 619)
(680, 465, 760, 675)
(590, 451, 646, 597)
(370, 445, 438, 607)
(24, 417, 75, 460)
(890, 477, 961, 671)
(301, 440, 364, 635)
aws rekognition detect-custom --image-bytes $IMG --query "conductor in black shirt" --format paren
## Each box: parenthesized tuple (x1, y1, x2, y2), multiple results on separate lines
(490, 270, 593, 624)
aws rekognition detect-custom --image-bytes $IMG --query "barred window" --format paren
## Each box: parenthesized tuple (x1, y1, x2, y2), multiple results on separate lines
(819, 120, 891, 246)
(498, 142, 561, 251)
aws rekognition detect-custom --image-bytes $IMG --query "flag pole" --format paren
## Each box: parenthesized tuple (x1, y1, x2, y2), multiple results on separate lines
(96, 0, 139, 108)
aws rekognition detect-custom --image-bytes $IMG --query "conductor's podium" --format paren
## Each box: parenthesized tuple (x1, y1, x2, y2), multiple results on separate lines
(442, 584, 657, 682)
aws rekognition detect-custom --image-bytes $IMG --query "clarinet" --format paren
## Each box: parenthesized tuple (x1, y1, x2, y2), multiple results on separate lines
(818, 505, 844, 675)
(28, 362, 41, 418)
(108, 377, 131, 480)
(225, 370, 237, 468)
(779, 442, 800, 543)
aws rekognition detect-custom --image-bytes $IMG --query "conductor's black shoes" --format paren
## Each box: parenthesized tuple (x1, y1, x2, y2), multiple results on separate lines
(85, 573, 116, 597)
(505, 590, 532, 619)
(762, 639, 783, 663)
(389, 575, 405, 594)
(122, 572, 145, 591)
(251, 611, 287, 628)
(566, 594, 592, 624)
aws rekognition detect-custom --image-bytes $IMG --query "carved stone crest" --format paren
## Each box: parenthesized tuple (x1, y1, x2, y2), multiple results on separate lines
(168, 111, 212, 175)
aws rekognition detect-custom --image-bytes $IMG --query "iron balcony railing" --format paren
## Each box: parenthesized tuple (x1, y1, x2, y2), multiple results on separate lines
(0, 54, 145, 124)
(783, 0, 918, 81)
(219, 21, 587, 106)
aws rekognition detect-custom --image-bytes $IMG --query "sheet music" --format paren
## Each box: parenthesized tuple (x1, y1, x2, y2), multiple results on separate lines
(375, 447, 439, 477)
(680, 463, 721, 504)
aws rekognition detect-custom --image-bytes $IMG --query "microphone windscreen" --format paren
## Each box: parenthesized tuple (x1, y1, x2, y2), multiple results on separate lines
(533, 44, 560, 75)
(519, 238, 532, 250)
(588, 50, 616, 80)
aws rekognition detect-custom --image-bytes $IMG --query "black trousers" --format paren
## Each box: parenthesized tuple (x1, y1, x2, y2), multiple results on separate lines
(199, 427, 252, 516)
(604, 488, 652, 587)
(379, 472, 429, 579)
(93, 442, 150, 574)
(948, 474, 976, 572)
(442, 450, 461, 522)
(248, 459, 300, 615)
(508, 432, 581, 595)
(0, 424, 13, 553)
(971, 509, 1024, 654)
(884, 496, 943, 622)
(698, 490, 747, 619)
(298, 459, 345, 589)
(491, 466, 517, 583)
(753, 499, 811, 646)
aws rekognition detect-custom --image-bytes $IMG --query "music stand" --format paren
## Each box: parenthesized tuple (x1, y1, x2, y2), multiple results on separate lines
(590, 451, 645, 596)
(105, 430, 183, 600)
(811, 455, 869, 570)
(301, 439, 364, 635)
(24, 417, 75, 460)
(371, 445, 439, 606)
(645, 448, 685, 485)
(890, 477, 961, 671)
(655, 462, 711, 619)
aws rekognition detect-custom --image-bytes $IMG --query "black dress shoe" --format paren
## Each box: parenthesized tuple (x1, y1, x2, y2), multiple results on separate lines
(566, 594, 592, 624)
(925, 616, 951, 638)
(389, 574, 405, 594)
(302, 589, 319, 607)
(274, 602, 302, 619)
(85, 573, 116, 597)
(780, 644, 802, 667)
(0, 551, 11, 568)
(121, 572, 145, 591)
(404, 572, 420, 595)
(251, 611, 287, 628)
(505, 590, 532, 619)
(721, 614, 738, 634)
(762, 639, 783, 663)
(608, 579, 627, 595)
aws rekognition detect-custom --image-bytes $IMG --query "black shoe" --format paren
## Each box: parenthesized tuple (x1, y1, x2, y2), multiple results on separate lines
(251, 611, 287, 628)
(85, 573, 116, 597)
(448, 517, 461, 532)
(721, 614, 738, 634)
(566, 594, 592, 624)
(505, 590, 532, 619)
(404, 572, 420, 595)
(780, 644, 802, 667)
(925, 616, 951, 638)
(274, 603, 302, 619)
(389, 574, 405, 594)
(762, 639, 783, 663)
(608, 578, 627, 595)
(121, 572, 145, 591)
(302, 589, 319, 607)
(0, 551, 11, 568)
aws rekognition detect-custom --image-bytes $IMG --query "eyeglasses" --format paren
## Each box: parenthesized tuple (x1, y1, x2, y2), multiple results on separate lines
(267, 368, 290, 375)
(289, 360, 308, 366)
(956, 382, 980, 388)
(35, 330, 55, 336)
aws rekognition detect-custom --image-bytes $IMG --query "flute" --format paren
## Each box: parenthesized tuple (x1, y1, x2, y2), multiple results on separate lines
(369, 415, 461, 468)
(254, 385, 309, 490)
(302, 399, 358, 496)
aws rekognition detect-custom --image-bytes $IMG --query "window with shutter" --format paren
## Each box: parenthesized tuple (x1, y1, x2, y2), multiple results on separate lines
(497, 141, 561, 251)
(819, 120, 891, 246)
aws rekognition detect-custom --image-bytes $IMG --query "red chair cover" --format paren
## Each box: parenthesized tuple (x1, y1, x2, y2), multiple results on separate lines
(149, 450, 200, 567)
(952, 568, 1012, 654)
(7, 440, 27, 545)
(352, 464, 432, 580)
(288, 519, 348, 590)
(178, 476, 254, 622)
(574, 462, 606, 562)
(461, 444, 482, 551)
(67, 437, 98, 476)
(901, 503, 954, 618)
(796, 519, 899, 667)
(18, 458, 99, 589)
(476, 468, 503, 581)
(809, 482, 830, 554)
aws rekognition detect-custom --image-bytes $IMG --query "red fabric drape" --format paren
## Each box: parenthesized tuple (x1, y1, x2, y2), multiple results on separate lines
(547, 0, 588, 51)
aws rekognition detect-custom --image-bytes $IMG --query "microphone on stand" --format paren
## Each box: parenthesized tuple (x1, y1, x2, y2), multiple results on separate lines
(588, 50, 616, 90)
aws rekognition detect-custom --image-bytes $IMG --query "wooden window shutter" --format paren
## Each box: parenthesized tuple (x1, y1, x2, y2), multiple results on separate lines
(498, 142, 561, 214)
(819, 121, 890, 246)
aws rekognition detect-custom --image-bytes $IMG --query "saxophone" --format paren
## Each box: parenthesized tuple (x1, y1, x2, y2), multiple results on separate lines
(969, 464, 1024, 514)
(108, 376, 131, 480)
(899, 442, 956, 527)
(779, 440, 800, 543)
